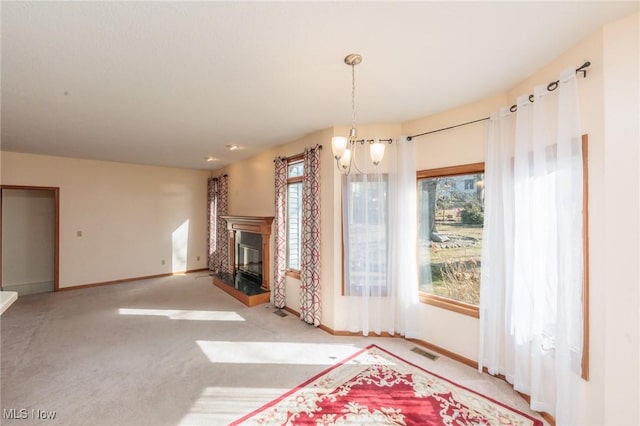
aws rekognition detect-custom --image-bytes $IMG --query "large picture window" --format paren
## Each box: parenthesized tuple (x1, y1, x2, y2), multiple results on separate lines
(286, 158, 304, 273)
(417, 163, 484, 316)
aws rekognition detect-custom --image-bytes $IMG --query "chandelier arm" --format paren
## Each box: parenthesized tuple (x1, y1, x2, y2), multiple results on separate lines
(352, 162, 364, 174)
(335, 157, 347, 175)
(350, 141, 365, 174)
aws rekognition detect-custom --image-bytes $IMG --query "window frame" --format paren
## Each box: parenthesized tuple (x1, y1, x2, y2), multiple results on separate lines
(416, 162, 485, 318)
(580, 134, 590, 380)
(285, 154, 304, 279)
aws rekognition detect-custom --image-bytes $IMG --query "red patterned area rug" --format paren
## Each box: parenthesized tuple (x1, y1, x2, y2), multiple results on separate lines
(231, 344, 542, 426)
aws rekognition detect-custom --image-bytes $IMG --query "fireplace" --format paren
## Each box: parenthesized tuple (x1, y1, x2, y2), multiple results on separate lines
(236, 231, 263, 282)
(212, 215, 274, 306)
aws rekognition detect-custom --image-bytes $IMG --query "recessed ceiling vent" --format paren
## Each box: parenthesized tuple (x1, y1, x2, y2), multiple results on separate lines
(411, 346, 439, 361)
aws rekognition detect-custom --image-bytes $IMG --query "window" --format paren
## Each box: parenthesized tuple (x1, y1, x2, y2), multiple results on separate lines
(464, 179, 475, 190)
(342, 174, 389, 296)
(417, 163, 484, 317)
(286, 158, 304, 273)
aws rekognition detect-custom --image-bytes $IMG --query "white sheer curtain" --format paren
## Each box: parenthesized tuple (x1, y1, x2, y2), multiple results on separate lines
(479, 67, 584, 423)
(343, 137, 419, 336)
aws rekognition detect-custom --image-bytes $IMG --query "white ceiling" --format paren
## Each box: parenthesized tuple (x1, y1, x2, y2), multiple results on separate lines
(2, 1, 638, 170)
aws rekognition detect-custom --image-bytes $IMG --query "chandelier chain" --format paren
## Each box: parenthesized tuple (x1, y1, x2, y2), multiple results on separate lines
(351, 64, 356, 132)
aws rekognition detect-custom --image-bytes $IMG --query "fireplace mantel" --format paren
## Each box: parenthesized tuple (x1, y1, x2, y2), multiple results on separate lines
(221, 215, 274, 235)
(215, 215, 274, 306)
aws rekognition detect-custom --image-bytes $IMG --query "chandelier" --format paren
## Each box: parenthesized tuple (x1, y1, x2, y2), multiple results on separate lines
(331, 54, 392, 175)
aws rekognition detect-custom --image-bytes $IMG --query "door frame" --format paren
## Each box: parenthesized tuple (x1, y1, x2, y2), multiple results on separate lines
(0, 185, 60, 291)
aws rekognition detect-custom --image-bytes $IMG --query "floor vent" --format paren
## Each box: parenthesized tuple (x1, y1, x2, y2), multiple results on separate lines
(273, 310, 288, 317)
(411, 346, 439, 361)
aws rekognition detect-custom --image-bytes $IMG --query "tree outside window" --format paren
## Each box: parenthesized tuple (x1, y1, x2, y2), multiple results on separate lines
(417, 163, 484, 310)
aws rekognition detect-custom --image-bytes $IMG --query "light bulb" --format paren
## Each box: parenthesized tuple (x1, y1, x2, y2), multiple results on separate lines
(370, 140, 386, 166)
(338, 148, 352, 171)
(331, 136, 348, 160)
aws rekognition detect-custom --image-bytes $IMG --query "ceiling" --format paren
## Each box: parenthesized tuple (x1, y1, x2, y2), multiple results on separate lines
(2, 1, 638, 170)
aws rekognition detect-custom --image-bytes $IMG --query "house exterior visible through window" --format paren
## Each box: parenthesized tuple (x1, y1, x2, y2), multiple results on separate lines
(464, 179, 475, 190)
(417, 163, 484, 316)
(286, 158, 304, 272)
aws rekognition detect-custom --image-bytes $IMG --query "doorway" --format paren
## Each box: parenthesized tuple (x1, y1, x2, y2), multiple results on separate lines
(1, 186, 59, 295)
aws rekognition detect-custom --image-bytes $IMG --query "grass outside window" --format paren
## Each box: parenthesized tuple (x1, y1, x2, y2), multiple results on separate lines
(417, 163, 484, 317)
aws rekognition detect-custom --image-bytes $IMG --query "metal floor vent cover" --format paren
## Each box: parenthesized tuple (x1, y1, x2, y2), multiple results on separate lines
(273, 310, 288, 317)
(411, 346, 439, 361)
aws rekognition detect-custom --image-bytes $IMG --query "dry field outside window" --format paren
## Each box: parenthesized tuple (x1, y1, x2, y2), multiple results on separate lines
(418, 167, 484, 306)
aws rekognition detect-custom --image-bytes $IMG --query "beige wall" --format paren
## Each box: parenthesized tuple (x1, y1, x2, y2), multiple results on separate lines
(602, 12, 639, 426)
(404, 93, 506, 169)
(1, 152, 209, 288)
(400, 94, 506, 360)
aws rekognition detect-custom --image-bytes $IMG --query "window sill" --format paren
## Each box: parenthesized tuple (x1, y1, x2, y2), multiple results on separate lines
(419, 293, 479, 318)
(285, 270, 301, 280)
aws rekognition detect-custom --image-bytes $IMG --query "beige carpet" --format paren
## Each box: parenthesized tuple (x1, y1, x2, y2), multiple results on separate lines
(0, 273, 545, 426)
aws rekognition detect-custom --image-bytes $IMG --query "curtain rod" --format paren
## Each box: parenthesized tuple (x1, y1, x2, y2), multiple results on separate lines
(407, 61, 591, 141)
(406, 117, 489, 141)
(273, 144, 323, 162)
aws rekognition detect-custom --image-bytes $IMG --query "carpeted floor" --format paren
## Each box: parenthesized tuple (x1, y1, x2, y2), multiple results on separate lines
(0, 273, 546, 426)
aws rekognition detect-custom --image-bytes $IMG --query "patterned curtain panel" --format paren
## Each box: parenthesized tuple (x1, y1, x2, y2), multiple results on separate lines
(207, 177, 218, 271)
(273, 158, 288, 308)
(300, 146, 321, 326)
(216, 175, 229, 272)
(208, 175, 229, 273)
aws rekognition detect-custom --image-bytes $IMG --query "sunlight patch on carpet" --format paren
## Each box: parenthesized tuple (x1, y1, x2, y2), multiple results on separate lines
(118, 308, 245, 321)
(196, 341, 360, 365)
(179, 386, 288, 426)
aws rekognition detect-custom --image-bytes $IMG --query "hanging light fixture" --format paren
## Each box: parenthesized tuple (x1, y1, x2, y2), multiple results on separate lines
(331, 54, 392, 175)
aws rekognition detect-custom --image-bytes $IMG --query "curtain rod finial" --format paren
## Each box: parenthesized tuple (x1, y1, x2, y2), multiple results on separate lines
(576, 61, 591, 78)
